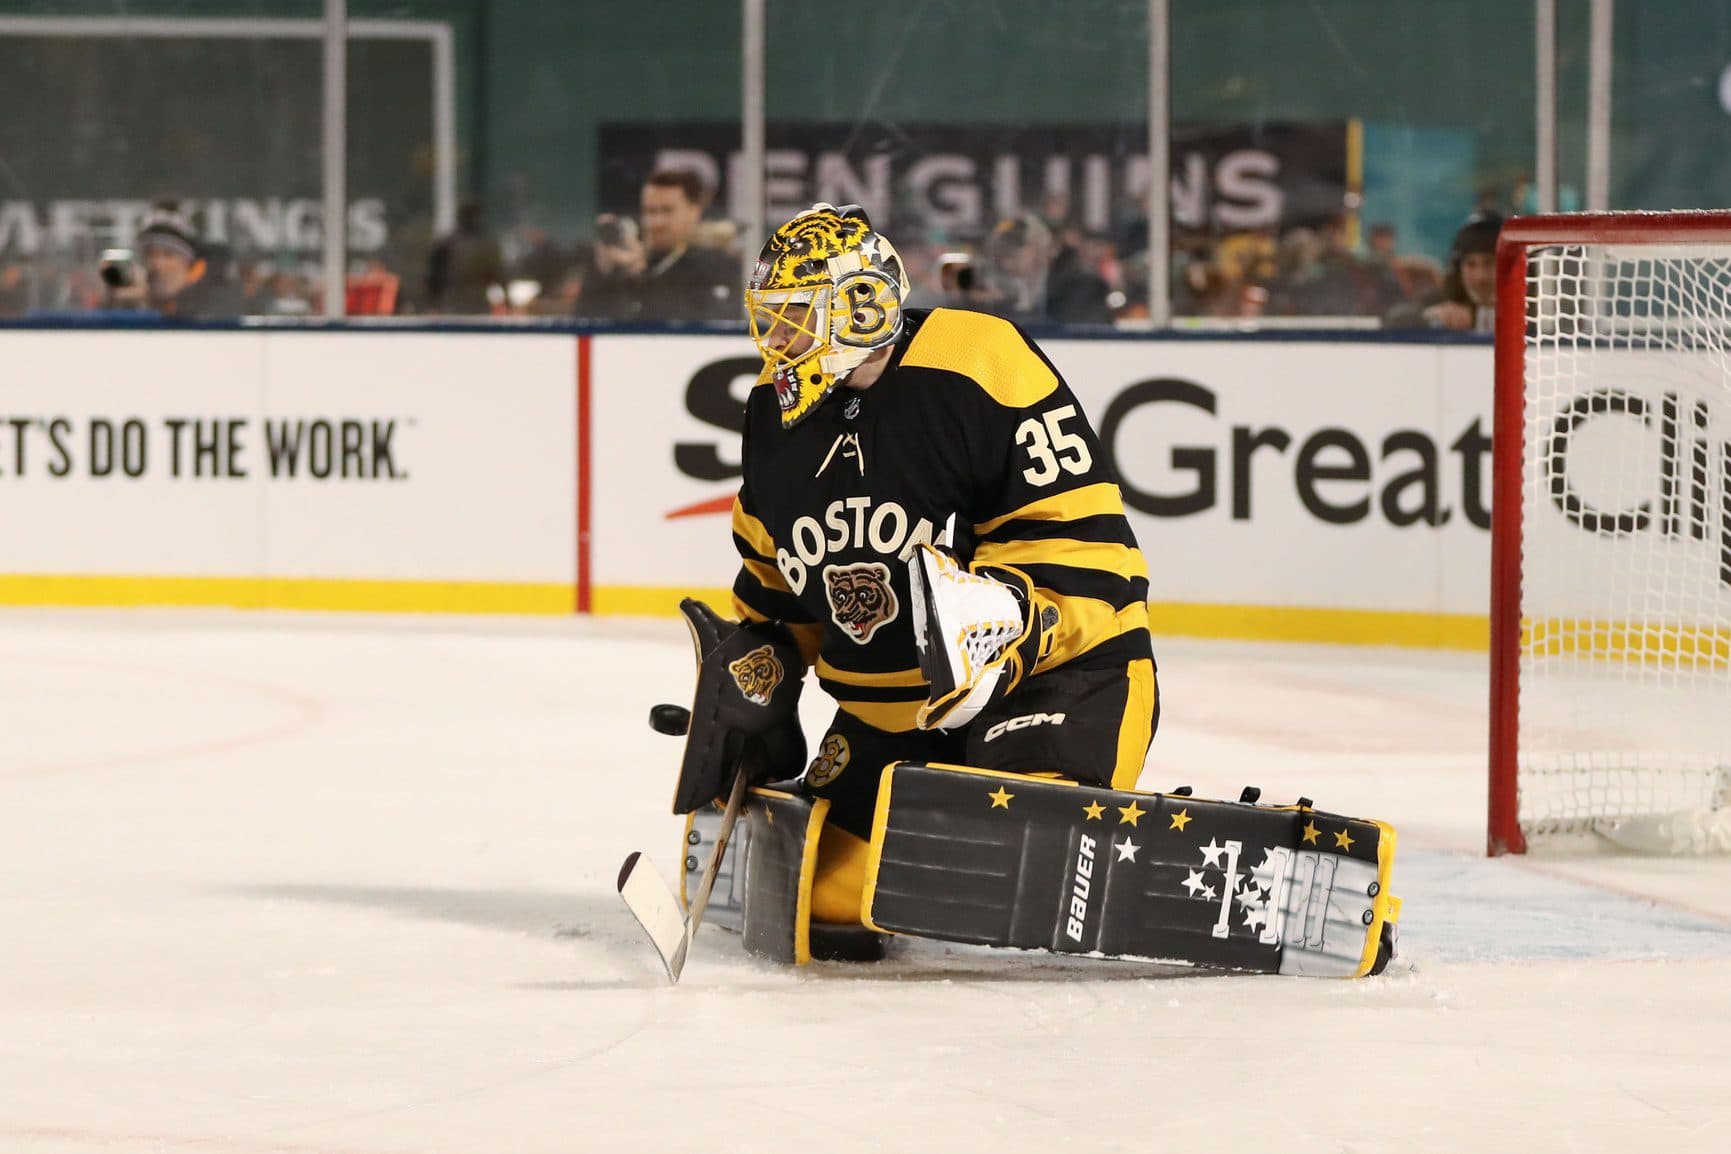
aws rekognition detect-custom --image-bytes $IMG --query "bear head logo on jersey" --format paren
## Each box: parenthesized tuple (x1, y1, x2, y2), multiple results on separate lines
(746, 203, 911, 429)
(823, 561, 899, 645)
(727, 643, 785, 707)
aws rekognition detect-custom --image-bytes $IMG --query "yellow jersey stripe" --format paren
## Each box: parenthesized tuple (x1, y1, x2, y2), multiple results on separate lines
(974, 538, 1150, 582)
(816, 660, 927, 688)
(733, 595, 822, 667)
(974, 482, 1126, 536)
(732, 502, 776, 559)
(740, 557, 787, 595)
(834, 699, 922, 733)
(786, 620, 824, 668)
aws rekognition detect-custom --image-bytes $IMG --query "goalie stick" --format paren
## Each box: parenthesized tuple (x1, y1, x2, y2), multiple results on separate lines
(616, 703, 750, 982)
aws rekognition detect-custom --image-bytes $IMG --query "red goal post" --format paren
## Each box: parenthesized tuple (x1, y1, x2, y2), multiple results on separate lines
(1489, 211, 1731, 855)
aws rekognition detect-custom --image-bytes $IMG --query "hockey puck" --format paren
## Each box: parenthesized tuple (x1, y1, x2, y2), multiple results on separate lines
(648, 703, 691, 736)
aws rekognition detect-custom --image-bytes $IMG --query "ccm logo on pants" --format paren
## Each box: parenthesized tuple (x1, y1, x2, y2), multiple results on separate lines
(982, 712, 1066, 743)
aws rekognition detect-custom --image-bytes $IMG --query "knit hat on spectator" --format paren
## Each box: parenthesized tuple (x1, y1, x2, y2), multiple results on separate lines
(1450, 212, 1503, 261)
(136, 209, 199, 262)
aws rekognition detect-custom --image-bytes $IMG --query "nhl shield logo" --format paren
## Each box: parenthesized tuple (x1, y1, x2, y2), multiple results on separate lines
(823, 561, 899, 645)
(728, 643, 784, 706)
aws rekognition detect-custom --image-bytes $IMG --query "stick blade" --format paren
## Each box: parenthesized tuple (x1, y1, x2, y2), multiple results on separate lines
(617, 851, 693, 982)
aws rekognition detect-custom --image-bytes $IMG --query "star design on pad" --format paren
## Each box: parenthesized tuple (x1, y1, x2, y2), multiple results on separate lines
(1115, 837, 1140, 863)
(1248, 848, 1283, 895)
(1117, 800, 1145, 827)
(1236, 881, 1266, 910)
(1082, 801, 1106, 821)
(1334, 827, 1355, 850)
(1200, 837, 1228, 868)
(1301, 820, 1320, 845)
(1201, 884, 1217, 901)
(1242, 904, 1268, 933)
(1169, 808, 1192, 832)
(988, 787, 1014, 809)
(1182, 868, 1208, 897)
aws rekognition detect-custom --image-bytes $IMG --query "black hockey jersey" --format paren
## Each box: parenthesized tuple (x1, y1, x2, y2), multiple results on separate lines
(729, 307, 1152, 733)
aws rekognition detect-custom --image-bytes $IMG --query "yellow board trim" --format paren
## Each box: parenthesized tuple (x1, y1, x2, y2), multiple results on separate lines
(593, 585, 735, 617)
(10, 575, 1487, 655)
(1524, 618, 1731, 670)
(0, 574, 574, 615)
(1146, 601, 1488, 651)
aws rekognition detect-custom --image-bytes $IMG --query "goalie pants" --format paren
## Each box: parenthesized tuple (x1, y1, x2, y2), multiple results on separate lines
(799, 653, 1158, 925)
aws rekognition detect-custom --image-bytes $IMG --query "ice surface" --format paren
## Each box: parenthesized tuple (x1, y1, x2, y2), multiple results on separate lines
(2, 610, 1729, 1153)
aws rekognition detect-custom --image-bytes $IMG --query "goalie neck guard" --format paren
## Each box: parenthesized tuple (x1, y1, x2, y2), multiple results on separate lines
(746, 203, 911, 429)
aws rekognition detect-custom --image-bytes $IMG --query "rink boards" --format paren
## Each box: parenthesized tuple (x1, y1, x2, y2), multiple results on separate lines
(0, 325, 1494, 646)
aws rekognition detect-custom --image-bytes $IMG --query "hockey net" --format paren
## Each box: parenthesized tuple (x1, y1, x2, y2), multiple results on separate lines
(1489, 212, 1731, 855)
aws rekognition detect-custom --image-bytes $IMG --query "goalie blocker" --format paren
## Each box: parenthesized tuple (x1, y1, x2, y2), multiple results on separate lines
(731, 761, 1400, 978)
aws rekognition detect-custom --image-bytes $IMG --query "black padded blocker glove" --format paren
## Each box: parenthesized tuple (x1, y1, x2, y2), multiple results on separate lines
(671, 599, 806, 814)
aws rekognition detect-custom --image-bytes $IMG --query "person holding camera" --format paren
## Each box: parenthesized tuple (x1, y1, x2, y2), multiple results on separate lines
(1382, 211, 1502, 332)
(575, 168, 737, 323)
(425, 198, 505, 314)
(102, 206, 244, 319)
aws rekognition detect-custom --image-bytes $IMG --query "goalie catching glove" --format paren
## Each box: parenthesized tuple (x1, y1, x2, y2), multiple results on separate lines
(908, 543, 1050, 730)
(671, 599, 806, 813)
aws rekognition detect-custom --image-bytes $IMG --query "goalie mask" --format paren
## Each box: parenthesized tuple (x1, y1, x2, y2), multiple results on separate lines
(746, 203, 911, 428)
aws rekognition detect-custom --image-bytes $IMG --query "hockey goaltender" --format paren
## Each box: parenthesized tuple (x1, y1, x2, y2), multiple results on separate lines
(619, 204, 1400, 981)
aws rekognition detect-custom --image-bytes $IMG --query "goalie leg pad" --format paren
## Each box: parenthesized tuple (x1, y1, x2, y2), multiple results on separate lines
(740, 787, 891, 965)
(862, 763, 1400, 978)
(680, 804, 750, 934)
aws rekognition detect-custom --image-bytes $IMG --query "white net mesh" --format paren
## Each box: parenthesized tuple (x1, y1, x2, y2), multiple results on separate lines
(1518, 240, 1731, 844)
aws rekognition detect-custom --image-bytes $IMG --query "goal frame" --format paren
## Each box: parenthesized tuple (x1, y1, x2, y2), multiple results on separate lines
(1488, 209, 1731, 855)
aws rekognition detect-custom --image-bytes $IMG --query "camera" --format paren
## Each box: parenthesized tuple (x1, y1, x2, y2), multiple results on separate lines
(937, 251, 978, 295)
(596, 215, 638, 249)
(99, 248, 138, 289)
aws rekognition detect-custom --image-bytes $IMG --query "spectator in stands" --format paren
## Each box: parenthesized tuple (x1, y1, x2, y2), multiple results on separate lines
(1045, 220, 1116, 325)
(511, 225, 572, 300)
(1359, 222, 1408, 316)
(1264, 227, 1322, 315)
(576, 168, 736, 322)
(1383, 211, 1502, 332)
(425, 198, 505, 314)
(0, 262, 26, 315)
(105, 204, 245, 318)
(934, 250, 992, 310)
(981, 213, 1052, 322)
(572, 214, 640, 320)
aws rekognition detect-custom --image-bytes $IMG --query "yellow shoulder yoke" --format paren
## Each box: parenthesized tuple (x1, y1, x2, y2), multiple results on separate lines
(901, 308, 1059, 408)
